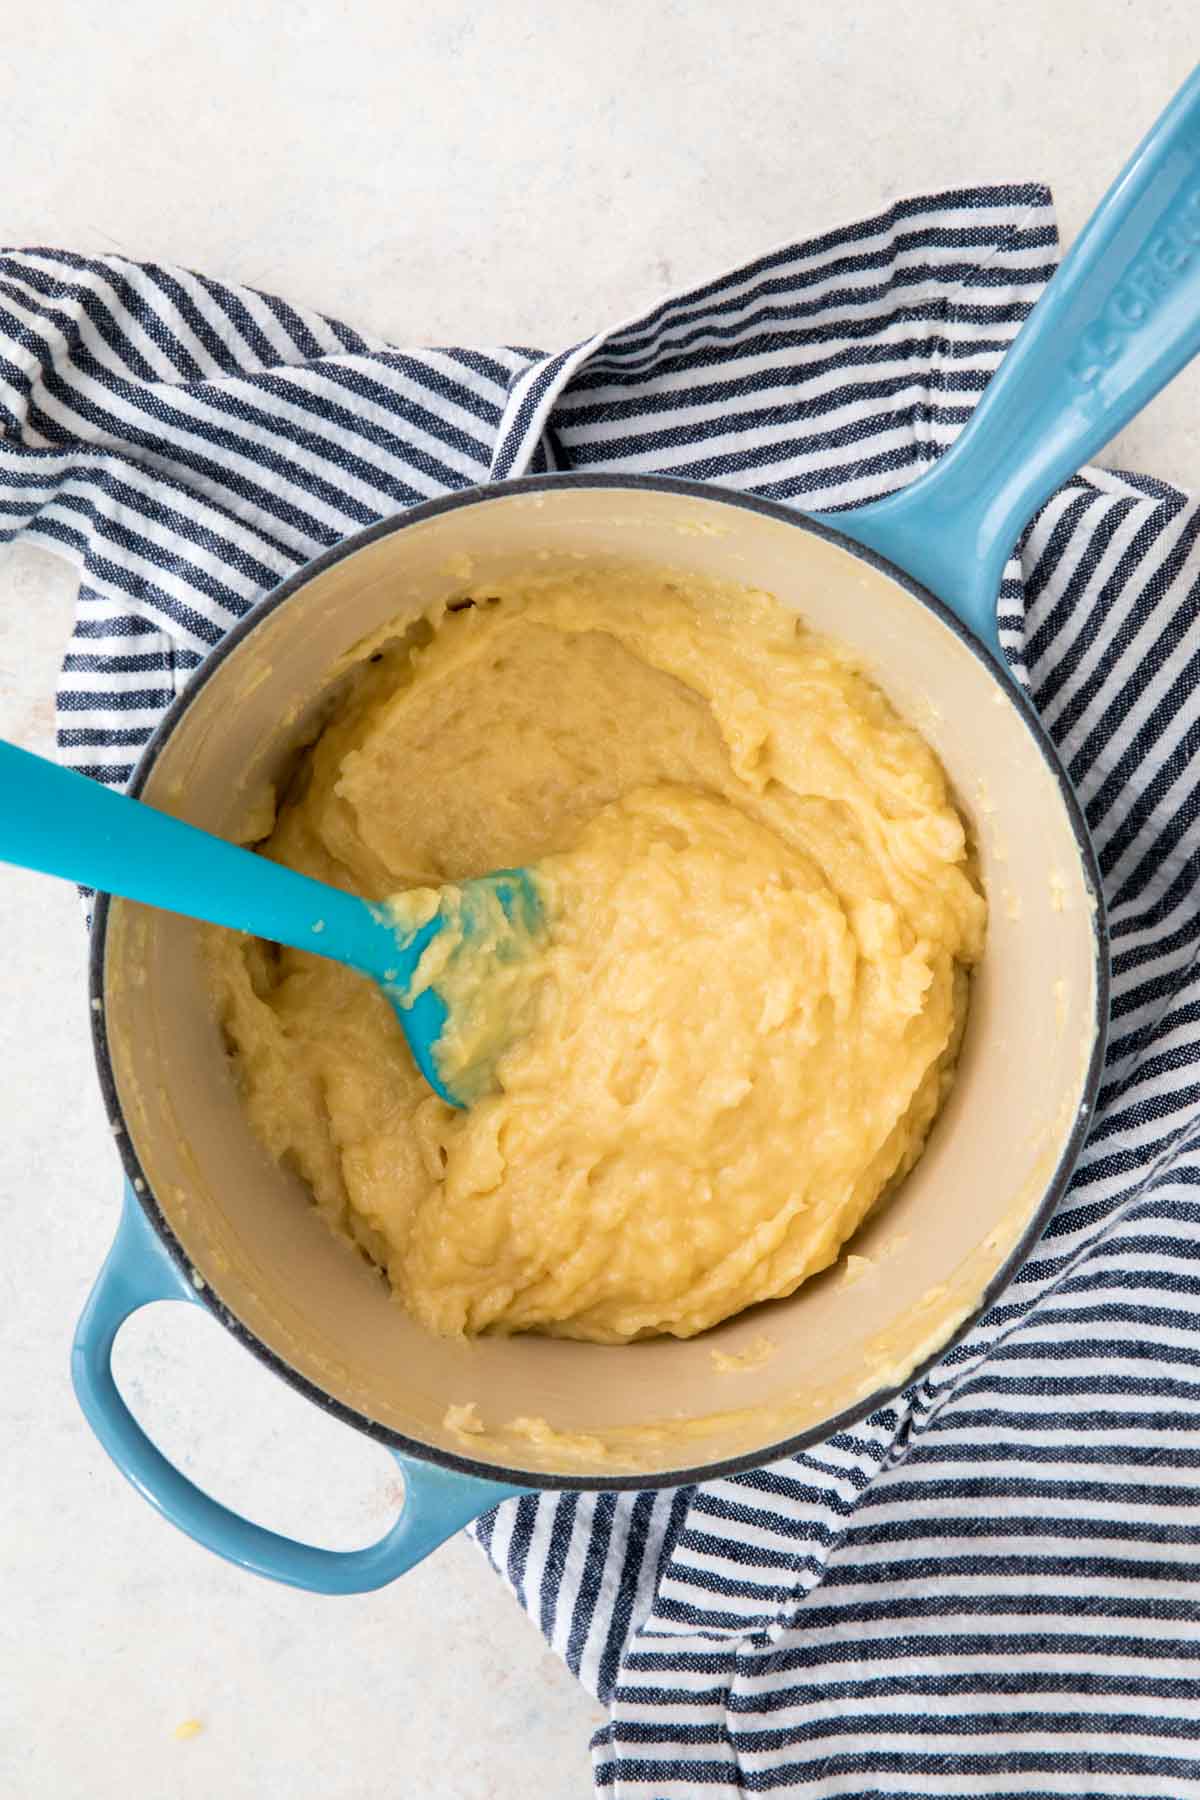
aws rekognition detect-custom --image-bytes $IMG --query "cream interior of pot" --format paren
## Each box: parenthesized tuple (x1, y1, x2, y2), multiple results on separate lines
(101, 485, 1101, 1481)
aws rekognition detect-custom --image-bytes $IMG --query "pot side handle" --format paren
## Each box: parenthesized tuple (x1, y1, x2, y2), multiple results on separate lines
(71, 1184, 525, 1594)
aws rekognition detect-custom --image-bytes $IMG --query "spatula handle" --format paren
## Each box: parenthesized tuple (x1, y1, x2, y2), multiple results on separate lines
(0, 737, 390, 973)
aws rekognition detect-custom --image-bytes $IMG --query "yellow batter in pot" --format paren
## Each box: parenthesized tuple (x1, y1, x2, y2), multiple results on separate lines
(212, 565, 985, 1344)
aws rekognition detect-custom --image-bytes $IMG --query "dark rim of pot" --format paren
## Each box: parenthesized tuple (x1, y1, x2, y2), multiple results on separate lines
(88, 472, 1110, 1492)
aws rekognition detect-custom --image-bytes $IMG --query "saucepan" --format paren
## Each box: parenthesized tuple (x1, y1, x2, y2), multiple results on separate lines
(71, 68, 1200, 1592)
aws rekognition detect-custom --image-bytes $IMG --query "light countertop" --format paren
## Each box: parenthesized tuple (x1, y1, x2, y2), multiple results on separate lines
(2, 6, 1196, 1796)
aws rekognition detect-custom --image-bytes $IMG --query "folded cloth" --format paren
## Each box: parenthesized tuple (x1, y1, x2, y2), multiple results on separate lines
(3, 185, 1199, 1798)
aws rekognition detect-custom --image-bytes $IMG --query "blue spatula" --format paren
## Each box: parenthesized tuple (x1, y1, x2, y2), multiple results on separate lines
(0, 737, 539, 1106)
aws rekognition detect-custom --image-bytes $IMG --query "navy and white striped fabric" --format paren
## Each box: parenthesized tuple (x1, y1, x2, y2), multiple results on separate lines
(4, 184, 1200, 1796)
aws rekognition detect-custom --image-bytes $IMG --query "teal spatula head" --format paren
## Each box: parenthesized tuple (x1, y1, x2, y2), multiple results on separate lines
(0, 738, 544, 1107)
(371, 868, 545, 1103)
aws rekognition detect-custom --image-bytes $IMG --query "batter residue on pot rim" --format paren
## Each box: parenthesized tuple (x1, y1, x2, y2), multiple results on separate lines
(211, 565, 986, 1344)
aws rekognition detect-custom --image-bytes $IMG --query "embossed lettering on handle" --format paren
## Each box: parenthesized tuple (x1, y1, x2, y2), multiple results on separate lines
(1067, 164, 1200, 400)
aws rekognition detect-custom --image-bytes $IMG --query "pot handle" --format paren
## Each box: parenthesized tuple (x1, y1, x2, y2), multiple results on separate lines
(71, 1184, 525, 1594)
(815, 63, 1200, 663)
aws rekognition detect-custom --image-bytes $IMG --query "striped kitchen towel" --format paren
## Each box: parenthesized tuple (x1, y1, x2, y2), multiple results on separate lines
(3, 184, 1200, 1797)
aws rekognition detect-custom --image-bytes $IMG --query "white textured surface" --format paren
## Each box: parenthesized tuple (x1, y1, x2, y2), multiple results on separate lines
(0, 5, 1195, 1796)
